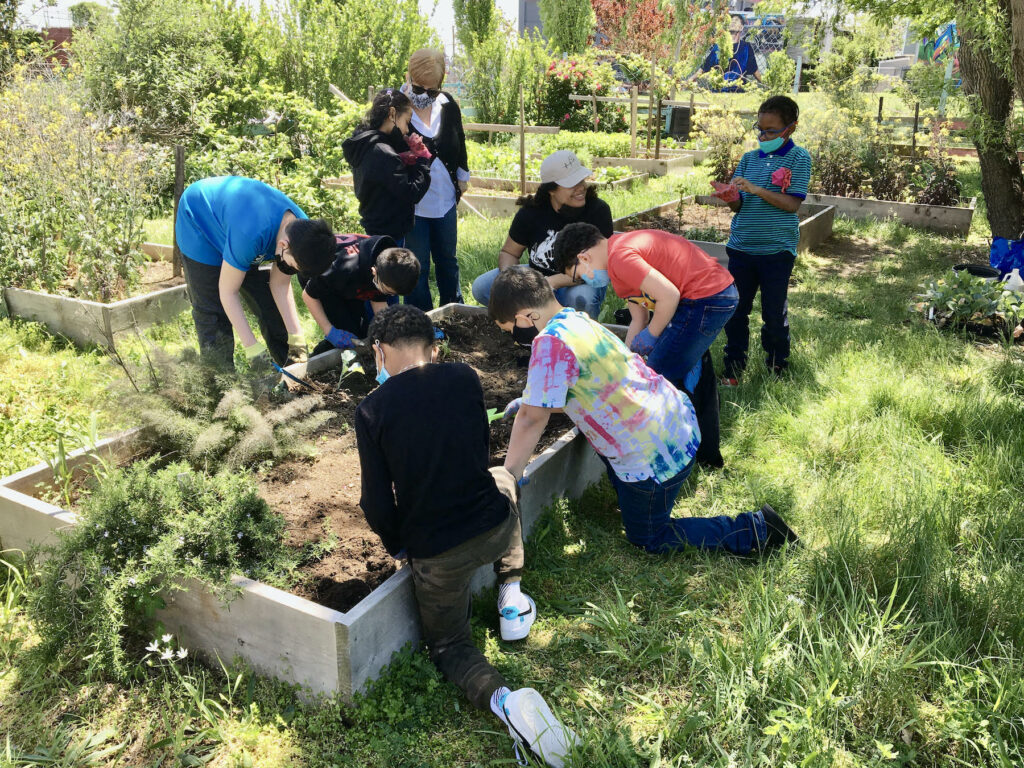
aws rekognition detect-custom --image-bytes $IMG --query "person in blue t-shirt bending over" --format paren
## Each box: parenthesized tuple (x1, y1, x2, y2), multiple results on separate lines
(175, 176, 337, 371)
(718, 96, 812, 383)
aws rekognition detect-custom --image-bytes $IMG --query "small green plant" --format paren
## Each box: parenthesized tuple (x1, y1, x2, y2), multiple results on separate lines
(132, 351, 334, 472)
(916, 269, 1022, 338)
(335, 349, 366, 391)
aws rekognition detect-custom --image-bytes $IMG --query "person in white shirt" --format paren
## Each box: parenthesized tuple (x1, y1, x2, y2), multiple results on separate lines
(401, 48, 471, 311)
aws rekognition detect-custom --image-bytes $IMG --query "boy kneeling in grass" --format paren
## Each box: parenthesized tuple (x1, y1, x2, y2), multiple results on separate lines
(354, 304, 578, 768)
(490, 266, 798, 556)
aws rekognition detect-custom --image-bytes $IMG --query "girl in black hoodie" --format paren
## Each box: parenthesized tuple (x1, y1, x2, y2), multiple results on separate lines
(342, 90, 432, 243)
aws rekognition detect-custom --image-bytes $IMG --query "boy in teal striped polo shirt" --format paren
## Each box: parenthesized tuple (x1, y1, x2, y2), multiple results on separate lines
(720, 95, 811, 382)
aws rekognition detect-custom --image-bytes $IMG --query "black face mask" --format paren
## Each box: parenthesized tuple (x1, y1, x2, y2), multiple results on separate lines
(511, 323, 539, 346)
(390, 125, 406, 144)
(275, 254, 299, 276)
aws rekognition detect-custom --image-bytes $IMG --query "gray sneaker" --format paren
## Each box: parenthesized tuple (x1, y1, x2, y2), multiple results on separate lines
(501, 688, 578, 767)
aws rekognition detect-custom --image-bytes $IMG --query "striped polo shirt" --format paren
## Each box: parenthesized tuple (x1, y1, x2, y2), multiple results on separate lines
(727, 140, 812, 256)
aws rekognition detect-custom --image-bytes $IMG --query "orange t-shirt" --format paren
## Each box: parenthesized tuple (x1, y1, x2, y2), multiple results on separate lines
(607, 230, 733, 308)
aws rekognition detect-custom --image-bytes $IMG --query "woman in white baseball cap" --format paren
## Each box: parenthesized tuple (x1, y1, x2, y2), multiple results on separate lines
(470, 149, 613, 320)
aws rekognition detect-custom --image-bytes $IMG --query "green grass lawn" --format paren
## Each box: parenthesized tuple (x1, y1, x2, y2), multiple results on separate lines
(3, 165, 1022, 766)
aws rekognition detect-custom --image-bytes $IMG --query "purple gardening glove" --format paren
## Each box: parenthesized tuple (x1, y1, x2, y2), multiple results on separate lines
(503, 397, 523, 420)
(326, 326, 357, 350)
(629, 328, 658, 356)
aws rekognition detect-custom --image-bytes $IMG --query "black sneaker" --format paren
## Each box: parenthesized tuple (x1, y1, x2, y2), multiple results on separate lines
(758, 504, 800, 550)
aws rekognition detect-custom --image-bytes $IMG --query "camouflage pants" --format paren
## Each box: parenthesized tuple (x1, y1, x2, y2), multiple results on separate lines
(408, 467, 524, 711)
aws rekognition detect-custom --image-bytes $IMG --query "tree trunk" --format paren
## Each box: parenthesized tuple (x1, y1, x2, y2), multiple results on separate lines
(1012, 0, 1024, 104)
(957, 0, 1024, 240)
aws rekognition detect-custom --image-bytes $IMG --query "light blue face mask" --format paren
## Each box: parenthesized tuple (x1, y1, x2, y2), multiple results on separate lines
(759, 136, 786, 153)
(582, 268, 610, 288)
(375, 366, 390, 385)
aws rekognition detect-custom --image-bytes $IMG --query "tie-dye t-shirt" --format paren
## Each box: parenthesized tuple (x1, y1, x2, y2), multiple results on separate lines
(521, 308, 700, 482)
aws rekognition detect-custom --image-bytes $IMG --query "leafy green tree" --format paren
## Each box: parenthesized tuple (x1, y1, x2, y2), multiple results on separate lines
(453, 0, 497, 57)
(537, 0, 594, 53)
(74, 0, 232, 140)
(69, 2, 113, 29)
(795, 0, 1024, 240)
(463, 23, 549, 124)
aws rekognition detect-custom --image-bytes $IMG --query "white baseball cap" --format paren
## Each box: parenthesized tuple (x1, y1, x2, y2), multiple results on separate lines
(539, 150, 592, 188)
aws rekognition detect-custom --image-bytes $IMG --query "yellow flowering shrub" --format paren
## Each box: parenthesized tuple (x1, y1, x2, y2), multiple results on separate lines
(0, 64, 166, 302)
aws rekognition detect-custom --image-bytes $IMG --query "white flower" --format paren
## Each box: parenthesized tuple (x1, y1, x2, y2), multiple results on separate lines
(146, 640, 160, 653)
(103, 530, 109, 538)
(160, 648, 174, 661)
(128, 577, 136, 586)
(236, 532, 243, 539)
(161, 633, 172, 643)
(176, 648, 188, 659)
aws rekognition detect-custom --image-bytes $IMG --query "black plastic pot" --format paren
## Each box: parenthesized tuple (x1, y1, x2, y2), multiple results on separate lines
(953, 263, 1000, 280)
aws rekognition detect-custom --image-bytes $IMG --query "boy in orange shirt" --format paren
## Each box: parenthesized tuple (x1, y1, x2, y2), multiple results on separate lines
(551, 224, 738, 388)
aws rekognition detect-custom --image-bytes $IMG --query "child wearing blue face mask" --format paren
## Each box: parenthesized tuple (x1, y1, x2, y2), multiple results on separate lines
(719, 95, 811, 384)
(550, 223, 737, 391)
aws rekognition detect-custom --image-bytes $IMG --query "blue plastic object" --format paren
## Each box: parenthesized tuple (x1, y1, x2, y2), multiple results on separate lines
(990, 238, 1024, 277)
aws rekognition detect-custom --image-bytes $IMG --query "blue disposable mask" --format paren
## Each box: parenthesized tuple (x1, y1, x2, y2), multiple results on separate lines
(759, 136, 787, 153)
(582, 268, 610, 288)
(375, 366, 390, 385)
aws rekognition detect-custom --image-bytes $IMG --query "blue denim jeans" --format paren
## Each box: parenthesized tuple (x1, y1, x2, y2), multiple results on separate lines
(603, 458, 766, 554)
(405, 206, 462, 311)
(471, 267, 607, 320)
(646, 283, 738, 388)
(723, 247, 796, 376)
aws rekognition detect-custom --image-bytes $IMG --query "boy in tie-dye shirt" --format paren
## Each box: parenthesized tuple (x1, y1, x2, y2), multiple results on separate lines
(489, 266, 798, 555)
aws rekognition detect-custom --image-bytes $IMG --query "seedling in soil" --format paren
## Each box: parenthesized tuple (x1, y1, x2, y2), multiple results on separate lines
(335, 350, 366, 391)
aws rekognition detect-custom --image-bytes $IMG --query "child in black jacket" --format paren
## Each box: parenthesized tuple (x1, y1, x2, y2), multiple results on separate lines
(342, 89, 432, 242)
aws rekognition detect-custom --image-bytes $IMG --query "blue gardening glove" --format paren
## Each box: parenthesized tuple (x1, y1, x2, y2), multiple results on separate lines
(630, 328, 658, 356)
(433, 326, 445, 340)
(503, 397, 523, 420)
(326, 326, 357, 350)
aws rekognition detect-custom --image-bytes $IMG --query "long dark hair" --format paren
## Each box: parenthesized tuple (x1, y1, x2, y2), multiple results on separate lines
(355, 89, 412, 133)
(516, 182, 601, 209)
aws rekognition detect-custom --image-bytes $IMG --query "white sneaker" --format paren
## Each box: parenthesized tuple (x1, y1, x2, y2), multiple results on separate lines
(501, 688, 578, 768)
(499, 594, 536, 641)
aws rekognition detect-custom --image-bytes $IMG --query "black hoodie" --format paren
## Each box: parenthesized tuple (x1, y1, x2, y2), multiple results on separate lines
(342, 129, 432, 240)
(301, 233, 396, 337)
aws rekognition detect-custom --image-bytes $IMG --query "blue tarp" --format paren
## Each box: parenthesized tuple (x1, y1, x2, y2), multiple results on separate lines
(990, 237, 1024, 276)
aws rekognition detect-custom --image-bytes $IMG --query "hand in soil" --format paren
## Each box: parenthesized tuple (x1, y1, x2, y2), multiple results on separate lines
(327, 326, 358, 349)
(711, 180, 740, 203)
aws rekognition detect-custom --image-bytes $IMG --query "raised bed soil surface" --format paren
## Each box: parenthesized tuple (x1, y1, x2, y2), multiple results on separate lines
(626, 203, 815, 243)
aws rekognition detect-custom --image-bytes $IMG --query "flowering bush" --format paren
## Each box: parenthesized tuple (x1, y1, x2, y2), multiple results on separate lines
(539, 55, 626, 132)
(692, 104, 749, 183)
(0, 63, 165, 302)
(539, 131, 633, 161)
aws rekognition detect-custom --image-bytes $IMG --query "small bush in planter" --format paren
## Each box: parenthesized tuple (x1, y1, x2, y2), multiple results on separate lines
(915, 269, 1023, 338)
(30, 458, 300, 679)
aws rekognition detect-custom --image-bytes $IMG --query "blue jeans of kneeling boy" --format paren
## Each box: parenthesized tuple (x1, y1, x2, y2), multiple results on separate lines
(647, 283, 739, 388)
(471, 267, 607, 320)
(603, 458, 767, 554)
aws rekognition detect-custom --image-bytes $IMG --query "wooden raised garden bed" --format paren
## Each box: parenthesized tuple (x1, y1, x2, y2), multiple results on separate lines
(804, 193, 977, 237)
(468, 172, 649, 193)
(612, 196, 836, 264)
(2, 242, 189, 348)
(591, 154, 693, 177)
(0, 304, 607, 700)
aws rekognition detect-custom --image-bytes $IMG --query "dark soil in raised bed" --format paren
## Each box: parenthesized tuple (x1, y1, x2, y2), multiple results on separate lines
(258, 312, 574, 614)
(626, 203, 814, 243)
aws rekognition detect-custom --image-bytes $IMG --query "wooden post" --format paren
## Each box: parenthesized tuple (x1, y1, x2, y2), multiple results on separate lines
(368, 86, 376, 102)
(911, 101, 920, 156)
(171, 145, 184, 278)
(646, 57, 656, 156)
(519, 85, 526, 195)
(877, 96, 883, 124)
(655, 98, 662, 159)
(591, 92, 599, 131)
(629, 86, 638, 158)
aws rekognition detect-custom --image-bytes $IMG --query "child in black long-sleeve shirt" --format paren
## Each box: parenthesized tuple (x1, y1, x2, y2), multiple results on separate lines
(353, 305, 577, 768)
